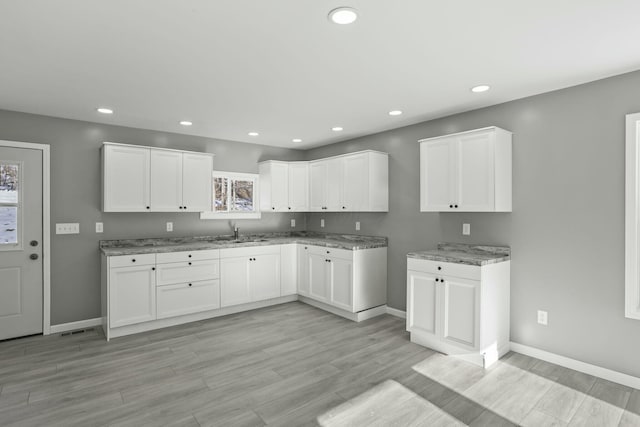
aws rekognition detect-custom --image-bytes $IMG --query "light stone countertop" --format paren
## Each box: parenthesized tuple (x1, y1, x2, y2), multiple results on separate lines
(407, 243, 510, 266)
(100, 231, 388, 256)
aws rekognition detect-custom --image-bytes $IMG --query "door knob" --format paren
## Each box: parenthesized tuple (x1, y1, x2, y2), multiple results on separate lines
(30, 240, 39, 247)
(29, 254, 39, 260)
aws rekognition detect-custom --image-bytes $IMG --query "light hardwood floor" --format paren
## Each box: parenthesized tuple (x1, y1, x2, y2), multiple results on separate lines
(0, 302, 638, 426)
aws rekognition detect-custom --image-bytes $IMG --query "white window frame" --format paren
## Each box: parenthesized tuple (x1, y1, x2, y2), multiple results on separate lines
(200, 171, 261, 220)
(625, 112, 640, 320)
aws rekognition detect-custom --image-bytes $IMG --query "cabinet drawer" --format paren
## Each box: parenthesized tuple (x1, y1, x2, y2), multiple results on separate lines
(156, 249, 219, 263)
(156, 260, 220, 286)
(307, 245, 353, 261)
(220, 245, 280, 259)
(407, 258, 480, 280)
(156, 280, 220, 319)
(109, 253, 156, 268)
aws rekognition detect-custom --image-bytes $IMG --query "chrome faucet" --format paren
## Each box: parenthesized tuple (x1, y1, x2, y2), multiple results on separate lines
(233, 226, 239, 241)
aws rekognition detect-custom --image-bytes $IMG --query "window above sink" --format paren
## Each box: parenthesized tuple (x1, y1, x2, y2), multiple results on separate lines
(200, 171, 261, 220)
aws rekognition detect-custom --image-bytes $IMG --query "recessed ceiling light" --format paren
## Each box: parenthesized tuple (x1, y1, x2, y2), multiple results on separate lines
(179, 121, 193, 126)
(248, 132, 259, 136)
(331, 127, 343, 132)
(292, 138, 302, 143)
(328, 7, 358, 25)
(388, 110, 403, 116)
(471, 85, 490, 93)
(97, 107, 113, 114)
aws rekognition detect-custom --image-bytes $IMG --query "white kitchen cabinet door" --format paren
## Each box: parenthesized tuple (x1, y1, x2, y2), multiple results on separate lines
(326, 157, 344, 211)
(156, 280, 220, 319)
(297, 245, 310, 296)
(328, 257, 353, 311)
(259, 161, 289, 212)
(456, 132, 494, 211)
(288, 162, 309, 211)
(342, 153, 368, 212)
(220, 257, 251, 307)
(250, 253, 281, 301)
(150, 149, 183, 212)
(103, 144, 150, 212)
(182, 152, 213, 212)
(406, 270, 439, 337)
(420, 138, 455, 212)
(109, 264, 156, 327)
(280, 244, 297, 296)
(308, 251, 329, 302)
(441, 277, 480, 350)
(309, 160, 328, 211)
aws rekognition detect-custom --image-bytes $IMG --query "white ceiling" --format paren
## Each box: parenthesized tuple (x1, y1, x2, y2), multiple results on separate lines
(2, 1, 640, 149)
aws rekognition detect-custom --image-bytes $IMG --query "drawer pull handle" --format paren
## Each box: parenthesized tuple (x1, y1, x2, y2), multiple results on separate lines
(188, 283, 192, 287)
(132, 259, 136, 263)
(437, 266, 442, 270)
(188, 254, 192, 258)
(188, 262, 192, 265)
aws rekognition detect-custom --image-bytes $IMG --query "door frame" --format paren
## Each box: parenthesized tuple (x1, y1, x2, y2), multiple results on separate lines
(0, 139, 51, 335)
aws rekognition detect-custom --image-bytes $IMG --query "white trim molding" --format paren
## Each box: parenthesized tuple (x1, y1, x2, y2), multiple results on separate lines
(626, 112, 640, 320)
(50, 317, 103, 334)
(386, 306, 407, 319)
(511, 342, 640, 390)
(0, 140, 51, 335)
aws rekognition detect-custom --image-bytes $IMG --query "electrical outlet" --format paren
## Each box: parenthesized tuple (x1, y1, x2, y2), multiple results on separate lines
(95, 222, 103, 233)
(355, 221, 360, 231)
(166, 222, 173, 232)
(320, 219, 325, 228)
(463, 223, 470, 235)
(537, 310, 548, 326)
(290, 219, 296, 227)
(56, 223, 80, 234)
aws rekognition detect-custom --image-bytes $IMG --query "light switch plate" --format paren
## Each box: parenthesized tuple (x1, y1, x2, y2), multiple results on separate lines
(320, 219, 325, 228)
(355, 221, 361, 231)
(95, 222, 103, 233)
(290, 219, 296, 227)
(166, 222, 173, 232)
(56, 223, 79, 234)
(463, 223, 470, 235)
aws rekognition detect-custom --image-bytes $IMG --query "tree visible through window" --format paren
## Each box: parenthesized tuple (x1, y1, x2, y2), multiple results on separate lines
(0, 162, 19, 245)
(213, 172, 257, 213)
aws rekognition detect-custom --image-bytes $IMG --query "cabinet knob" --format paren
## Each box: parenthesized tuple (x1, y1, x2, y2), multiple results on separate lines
(454, 204, 458, 208)
(152, 267, 155, 271)
(179, 206, 182, 210)
(288, 207, 291, 210)
(437, 266, 442, 270)
(132, 259, 136, 263)
(272, 207, 275, 210)
(146, 206, 150, 210)
(435, 278, 439, 282)
(342, 206, 346, 209)
(326, 251, 330, 254)
(188, 262, 192, 265)
(188, 283, 192, 287)
(449, 204, 453, 208)
(184, 206, 187, 210)
(188, 254, 192, 258)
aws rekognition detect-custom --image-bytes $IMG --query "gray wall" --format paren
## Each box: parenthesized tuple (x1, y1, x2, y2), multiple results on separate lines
(305, 69, 640, 378)
(0, 110, 305, 325)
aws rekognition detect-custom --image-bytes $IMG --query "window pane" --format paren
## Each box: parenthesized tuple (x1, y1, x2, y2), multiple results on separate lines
(214, 177, 228, 211)
(0, 163, 18, 204)
(231, 180, 254, 211)
(0, 207, 17, 244)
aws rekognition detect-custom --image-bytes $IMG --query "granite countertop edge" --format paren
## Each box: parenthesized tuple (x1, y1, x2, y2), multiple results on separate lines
(407, 243, 511, 266)
(100, 233, 388, 256)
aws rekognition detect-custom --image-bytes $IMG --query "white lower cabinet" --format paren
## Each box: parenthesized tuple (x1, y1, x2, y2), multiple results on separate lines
(108, 262, 156, 328)
(301, 245, 386, 314)
(157, 280, 220, 319)
(220, 246, 281, 308)
(406, 257, 510, 368)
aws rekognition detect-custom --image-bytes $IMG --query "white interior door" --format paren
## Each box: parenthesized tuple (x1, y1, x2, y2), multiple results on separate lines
(0, 146, 43, 340)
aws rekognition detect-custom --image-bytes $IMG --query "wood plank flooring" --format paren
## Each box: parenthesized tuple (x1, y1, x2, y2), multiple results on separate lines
(0, 301, 638, 426)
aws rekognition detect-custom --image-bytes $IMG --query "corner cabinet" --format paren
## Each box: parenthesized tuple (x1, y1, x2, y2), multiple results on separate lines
(406, 257, 510, 368)
(103, 142, 214, 212)
(419, 127, 512, 212)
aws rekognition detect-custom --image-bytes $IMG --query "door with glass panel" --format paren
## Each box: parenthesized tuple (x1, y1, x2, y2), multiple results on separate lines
(0, 146, 43, 340)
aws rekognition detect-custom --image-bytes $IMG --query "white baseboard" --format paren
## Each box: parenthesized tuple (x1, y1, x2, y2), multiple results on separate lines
(50, 317, 103, 334)
(510, 342, 640, 390)
(386, 307, 406, 319)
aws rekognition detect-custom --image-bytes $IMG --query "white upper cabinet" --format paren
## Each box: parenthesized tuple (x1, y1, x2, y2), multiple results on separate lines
(182, 152, 214, 212)
(103, 142, 213, 212)
(420, 127, 512, 212)
(103, 144, 151, 212)
(258, 161, 308, 212)
(308, 150, 389, 212)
